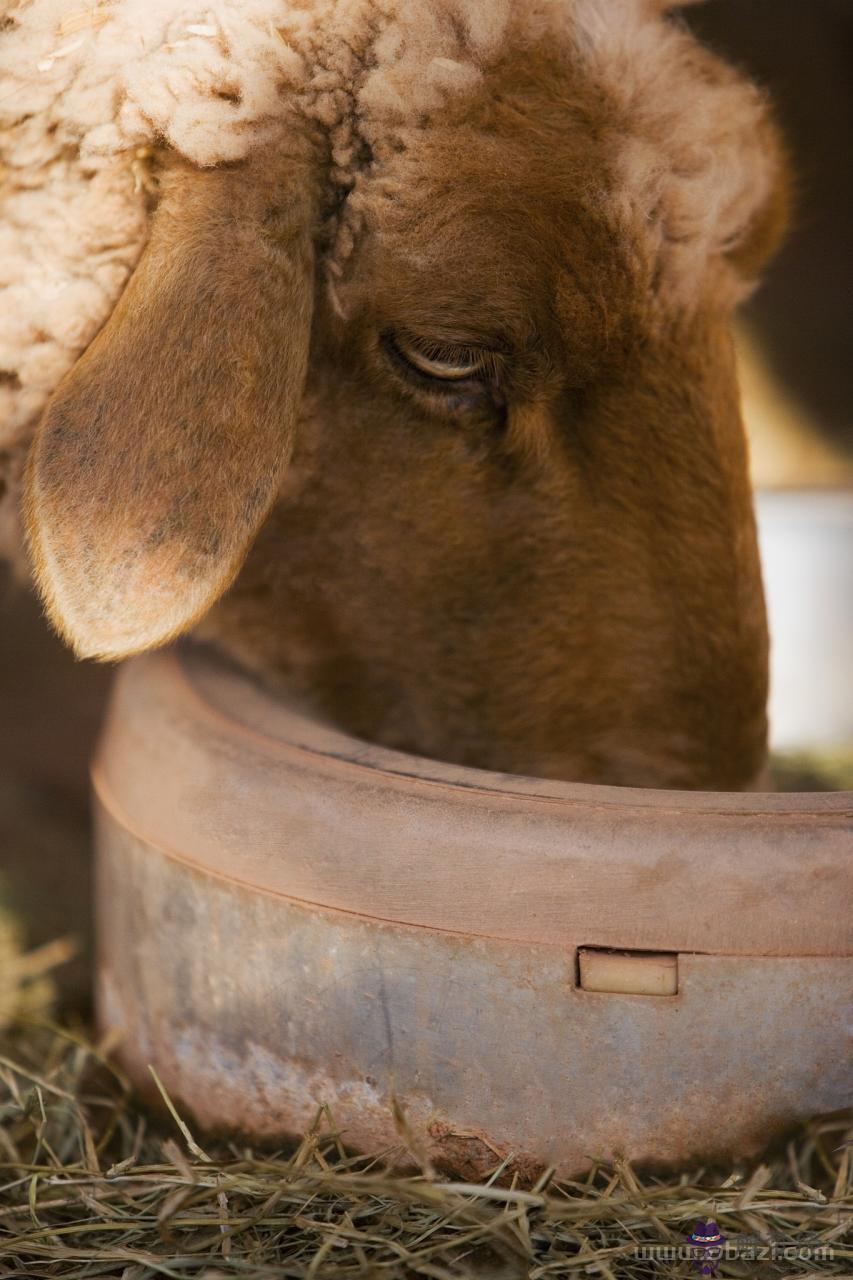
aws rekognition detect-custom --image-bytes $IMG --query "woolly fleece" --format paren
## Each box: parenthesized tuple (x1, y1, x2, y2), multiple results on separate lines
(0, 0, 775, 558)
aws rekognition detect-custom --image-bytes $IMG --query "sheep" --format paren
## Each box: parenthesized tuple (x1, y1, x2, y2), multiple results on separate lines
(0, 0, 788, 789)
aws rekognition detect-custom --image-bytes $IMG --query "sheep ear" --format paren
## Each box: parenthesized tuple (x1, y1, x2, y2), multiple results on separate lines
(25, 155, 316, 661)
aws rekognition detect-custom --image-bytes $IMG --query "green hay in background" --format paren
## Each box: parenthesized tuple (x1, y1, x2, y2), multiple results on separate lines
(0, 919, 850, 1279)
(770, 747, 853, 793)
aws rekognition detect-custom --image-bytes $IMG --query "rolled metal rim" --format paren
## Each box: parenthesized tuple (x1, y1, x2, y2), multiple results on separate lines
(92, 644, 853, 958)
(102, 643, 853, 813)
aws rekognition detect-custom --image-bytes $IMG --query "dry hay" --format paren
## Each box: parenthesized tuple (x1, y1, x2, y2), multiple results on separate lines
(0, 918, 850, 1279)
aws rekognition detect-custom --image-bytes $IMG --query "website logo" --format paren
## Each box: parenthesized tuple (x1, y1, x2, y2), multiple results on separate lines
(686, 1219, 726, 1275)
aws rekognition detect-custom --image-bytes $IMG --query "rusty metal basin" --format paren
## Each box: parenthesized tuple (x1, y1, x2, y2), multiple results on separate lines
(93, 640, 853, 1179)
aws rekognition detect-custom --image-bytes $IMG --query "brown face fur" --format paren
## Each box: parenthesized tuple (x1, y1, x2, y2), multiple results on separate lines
(28, 44, 786, 790)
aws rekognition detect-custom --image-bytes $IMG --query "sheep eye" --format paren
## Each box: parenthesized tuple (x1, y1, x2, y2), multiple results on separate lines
(384, 333, 491, 385)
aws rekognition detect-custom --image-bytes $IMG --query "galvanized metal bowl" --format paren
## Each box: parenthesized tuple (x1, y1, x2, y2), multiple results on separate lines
(94, 491, 853, 1179)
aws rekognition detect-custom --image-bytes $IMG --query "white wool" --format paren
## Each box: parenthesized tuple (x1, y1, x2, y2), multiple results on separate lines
(0, 0, 776, 558)
(570, 0, 776, 300)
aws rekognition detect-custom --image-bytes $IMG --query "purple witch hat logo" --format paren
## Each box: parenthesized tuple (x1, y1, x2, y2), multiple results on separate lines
(686, 1219, 726, 1275)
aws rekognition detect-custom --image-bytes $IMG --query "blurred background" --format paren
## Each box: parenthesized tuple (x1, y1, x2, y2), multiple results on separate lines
(1, 0, 851, 1001)
(686, 0, 853, 766)
(687, 0, 853, 484)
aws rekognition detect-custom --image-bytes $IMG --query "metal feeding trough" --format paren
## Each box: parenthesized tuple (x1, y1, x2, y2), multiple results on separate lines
(94, 491, 853, 1180)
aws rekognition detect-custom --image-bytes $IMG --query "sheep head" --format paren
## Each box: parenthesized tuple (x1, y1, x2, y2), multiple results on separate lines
(25, 3, 788, 788)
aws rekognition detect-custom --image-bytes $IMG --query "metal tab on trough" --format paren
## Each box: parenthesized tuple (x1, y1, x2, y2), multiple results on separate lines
(578, 947, 679, 996)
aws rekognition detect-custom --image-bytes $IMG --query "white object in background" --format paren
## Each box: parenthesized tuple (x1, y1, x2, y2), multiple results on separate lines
(756, 489, 853, 750)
